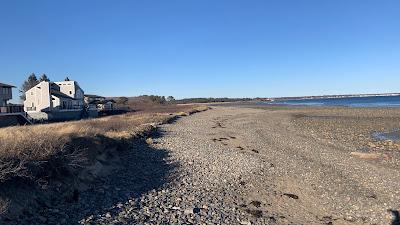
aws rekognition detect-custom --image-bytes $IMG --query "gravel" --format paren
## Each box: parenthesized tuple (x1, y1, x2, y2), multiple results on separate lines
(8, 106, 400, 224)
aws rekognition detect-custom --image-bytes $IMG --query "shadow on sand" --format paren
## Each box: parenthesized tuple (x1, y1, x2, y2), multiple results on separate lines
(69, 129, 177, 224)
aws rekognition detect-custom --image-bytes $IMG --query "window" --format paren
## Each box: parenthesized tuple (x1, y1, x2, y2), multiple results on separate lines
(69, 91, 72, 94)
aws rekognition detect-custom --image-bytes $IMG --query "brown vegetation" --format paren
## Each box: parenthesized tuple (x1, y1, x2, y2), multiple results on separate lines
(113, 95, 210, 114)
(0, 105, 209, 216)
(0, 105, 208, 184)
(0, 114, 164, 183)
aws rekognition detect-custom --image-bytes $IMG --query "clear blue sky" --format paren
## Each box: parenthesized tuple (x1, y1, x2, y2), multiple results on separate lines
(1, 0, 399, 102)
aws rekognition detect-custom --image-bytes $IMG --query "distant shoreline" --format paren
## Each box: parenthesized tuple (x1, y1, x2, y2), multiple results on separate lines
(270, 93, 400, 101)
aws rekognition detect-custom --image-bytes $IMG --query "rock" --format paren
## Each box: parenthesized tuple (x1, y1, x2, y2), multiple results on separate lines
(283, 193, 299, 199)
(249, 201, 262, 208)
(146, 138, 154, 144)
(184, 207, 201, 215)
(38, 216, 47, 223)
(50, 208, 60, 213)
(368, 142, 376, 148)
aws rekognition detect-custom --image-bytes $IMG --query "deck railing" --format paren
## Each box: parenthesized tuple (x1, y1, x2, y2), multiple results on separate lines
(0, 105, 24, 113)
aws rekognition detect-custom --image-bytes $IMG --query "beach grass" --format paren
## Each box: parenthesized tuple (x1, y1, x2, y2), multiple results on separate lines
(0, 105, 209, 186)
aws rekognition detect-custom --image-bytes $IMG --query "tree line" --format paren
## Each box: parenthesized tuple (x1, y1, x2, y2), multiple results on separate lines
(175, 97, 252, 104)
(115, 95, 176, 106)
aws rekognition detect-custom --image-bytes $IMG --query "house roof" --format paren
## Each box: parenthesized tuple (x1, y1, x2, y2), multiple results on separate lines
(51, 90, 75, 100)
(0, 83, 16, 88)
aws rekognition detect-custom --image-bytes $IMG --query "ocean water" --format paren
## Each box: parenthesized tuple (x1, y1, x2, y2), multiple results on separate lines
(263, 96, 400, 108)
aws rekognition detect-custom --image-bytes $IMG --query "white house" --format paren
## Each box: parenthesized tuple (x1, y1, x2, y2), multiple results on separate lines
(24, 80, 85, 120)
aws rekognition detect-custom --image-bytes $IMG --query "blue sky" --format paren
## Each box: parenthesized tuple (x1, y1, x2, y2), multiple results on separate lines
(1, 0, 399, 102)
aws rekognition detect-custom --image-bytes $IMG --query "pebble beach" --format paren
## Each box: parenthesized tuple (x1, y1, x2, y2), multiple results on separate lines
(11, 105, 400, 225)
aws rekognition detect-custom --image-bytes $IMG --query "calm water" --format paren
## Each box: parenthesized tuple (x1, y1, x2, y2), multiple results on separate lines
(372, 130, 400, 141)
(263, 96, 400, 108)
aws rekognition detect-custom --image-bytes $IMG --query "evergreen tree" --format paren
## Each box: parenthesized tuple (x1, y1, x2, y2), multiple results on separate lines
(20, 73, 39, 100)
(39, 73, 50, 82)
(167, 96, 175, 102)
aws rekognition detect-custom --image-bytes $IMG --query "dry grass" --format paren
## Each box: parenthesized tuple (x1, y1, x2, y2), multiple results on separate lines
(118, 96, 207, 114)
(0, 105, 209, 185)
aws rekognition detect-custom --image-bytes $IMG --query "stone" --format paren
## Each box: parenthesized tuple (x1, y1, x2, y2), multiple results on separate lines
(368, 142, 376, 148)
(183, 207, 201, 215)
(146, 138, 154, 144)
(38, 216, 47, 223)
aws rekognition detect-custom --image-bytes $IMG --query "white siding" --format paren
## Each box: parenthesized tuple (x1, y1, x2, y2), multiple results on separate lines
(24, 82, 52, 112)
(24, 80, 85, 113)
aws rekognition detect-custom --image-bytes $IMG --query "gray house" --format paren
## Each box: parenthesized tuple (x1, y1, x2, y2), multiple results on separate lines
(0, 82, 24, 113)
(0, 82, 29, 127)
(0, 82, 14, 107)
(24, 80, 85, 121)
